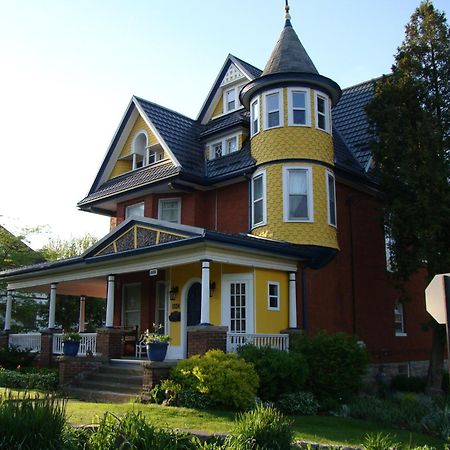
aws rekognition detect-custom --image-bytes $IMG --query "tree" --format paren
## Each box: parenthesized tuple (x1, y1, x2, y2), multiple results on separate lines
(39, 233, 98, 260)
(366, 1, 450, 392)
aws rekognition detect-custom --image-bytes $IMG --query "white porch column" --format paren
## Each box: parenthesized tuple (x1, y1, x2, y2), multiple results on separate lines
(289, 272, 297, 328)
(4, 291, 13, 331)
(105, 275, 115, 327)
(48, 283, 57, 329)
(78, 295, 86, 333)
(200, 260, 210, 324)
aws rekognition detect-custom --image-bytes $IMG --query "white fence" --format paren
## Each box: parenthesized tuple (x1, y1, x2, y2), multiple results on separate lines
(226, 333, 289, 353)
(52, 333, 97, 356)
(8, 333, 42, 352)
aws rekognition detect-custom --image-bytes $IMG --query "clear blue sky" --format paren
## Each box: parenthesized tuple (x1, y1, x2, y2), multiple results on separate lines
(1, 0, 449, 248)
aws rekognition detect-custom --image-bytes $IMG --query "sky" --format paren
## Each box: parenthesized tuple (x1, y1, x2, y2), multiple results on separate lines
(1, 0, 449, 249)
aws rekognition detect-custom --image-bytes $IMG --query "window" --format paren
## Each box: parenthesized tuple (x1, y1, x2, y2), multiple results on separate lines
(394, 300, 406, 336)
(208, 134, 240, 160)
(155, 281, 168, 334)
(125, 202, 144, 219)
(315, 92, 330, 132)
(283, 166, 313, 222)
(222, 84, 243, 114)
(147, 149, 164, 165)
(212, 142, 223, 159)
(122, 283, 141, 329)
(250, 97, 260, 136)
(268, 282, 280, 310)
(251, 171, 266, 227)
(158, 198, 181, 223)
(226, 136, 237, 154)
(326, 171, 337, 227)
(288, 88, 310, 126)
(132, 132, 147, 170)
(264, 90, 283, 129)
(230, 282, 247, 333)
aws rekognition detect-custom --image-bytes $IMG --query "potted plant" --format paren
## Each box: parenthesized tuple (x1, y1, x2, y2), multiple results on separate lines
(62, 331, 81, 357)
(144, 324, 171, 362)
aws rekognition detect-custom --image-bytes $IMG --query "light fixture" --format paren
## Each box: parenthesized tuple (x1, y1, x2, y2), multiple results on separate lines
(209, 281, 216, 298)
(169, 286, 179, 301)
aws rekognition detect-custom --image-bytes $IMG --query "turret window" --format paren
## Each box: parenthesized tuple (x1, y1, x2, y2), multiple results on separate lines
(263, 89, 283, 129)
(250, 97, 260, 136)
(315, 92, 331, 132)
(283, 166, 313, 222)
(288, 88, 311, 126)
(326, 171, 337, 227)
(251, 171, 266, 227)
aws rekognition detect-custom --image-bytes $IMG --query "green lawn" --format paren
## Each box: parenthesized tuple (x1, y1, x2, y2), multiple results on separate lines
(0, 389, 446, 448)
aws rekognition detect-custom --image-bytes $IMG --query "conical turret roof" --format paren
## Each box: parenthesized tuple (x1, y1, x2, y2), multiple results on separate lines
(262, 22, 318, 76)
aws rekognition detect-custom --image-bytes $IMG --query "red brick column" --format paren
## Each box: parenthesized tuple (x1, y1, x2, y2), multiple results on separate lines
(142, 361, 175, 390)
(58, 356, 103, 386)
(0, 332, 9, 350)
(187, 325, 227, 357)
(96, 328, 123, 360)
(39, 329, 55, 368)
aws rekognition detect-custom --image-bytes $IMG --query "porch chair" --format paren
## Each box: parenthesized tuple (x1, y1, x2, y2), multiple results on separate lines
(135, 334, 147, 359)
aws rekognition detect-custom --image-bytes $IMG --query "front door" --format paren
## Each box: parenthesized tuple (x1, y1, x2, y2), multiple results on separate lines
(122, 283, 141, 330)
(187, 282, 201, 326)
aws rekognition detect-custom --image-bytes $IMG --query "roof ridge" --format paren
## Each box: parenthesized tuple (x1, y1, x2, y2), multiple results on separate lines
(229, 54, 262, 74)
(133, 95, 197, 123)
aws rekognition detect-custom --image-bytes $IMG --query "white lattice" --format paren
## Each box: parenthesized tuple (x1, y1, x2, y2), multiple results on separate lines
(220, 64, 244, 86)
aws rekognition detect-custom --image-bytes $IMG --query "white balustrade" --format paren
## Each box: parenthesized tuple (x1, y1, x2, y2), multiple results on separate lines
(53, 333, 97, 356)
(226, 333, 289, 353)
(8, 333, 41, 352)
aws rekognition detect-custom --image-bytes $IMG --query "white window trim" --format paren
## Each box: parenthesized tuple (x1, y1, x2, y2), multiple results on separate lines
(251, 170, 267, 228)
(250, 96, 260, 137)
(158, 197, 181, 223)
(282, 165, 314, 223)
(207, 132, 240, 160)
(395, 301, 407, 337)
(325, 170, 337, 227)
(314, 91, 331, 133)
(125, 202, 145, 219)
(131, 130, 149, 170)
(267, 281, 280, 311)
(263, 88, 284, 130)
(222, 83, 245, 114)
(287, 87, 311, 127)
(155, 281, 169, 334)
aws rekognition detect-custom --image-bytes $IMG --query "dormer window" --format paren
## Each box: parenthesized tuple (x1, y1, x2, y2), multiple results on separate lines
(222, 84, 244, 114)
(208, 133, 240, 160)
(147, 148, 164, 165)
(132, 132, 147, 170)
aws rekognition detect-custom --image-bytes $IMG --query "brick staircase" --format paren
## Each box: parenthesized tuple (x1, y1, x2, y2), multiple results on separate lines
(64, 360, 144, 402)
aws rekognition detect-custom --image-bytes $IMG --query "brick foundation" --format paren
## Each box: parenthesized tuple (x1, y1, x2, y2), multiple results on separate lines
(39, 330, 55, 368)
(142, 361, 176, 390)
(96, 328, 123, 359)
(58, 356, 103, 385)
(187, 325, 227, 357)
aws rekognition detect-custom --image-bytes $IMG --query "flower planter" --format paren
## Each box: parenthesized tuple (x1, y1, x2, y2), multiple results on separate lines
(146, 342, 168, 362)
(63, 341, 80, 357)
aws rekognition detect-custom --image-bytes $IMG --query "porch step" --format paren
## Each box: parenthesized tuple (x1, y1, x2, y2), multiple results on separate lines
(67, 361, 145, 402)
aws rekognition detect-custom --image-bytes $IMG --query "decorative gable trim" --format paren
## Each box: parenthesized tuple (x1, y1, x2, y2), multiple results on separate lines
(220, 63, 245, 87)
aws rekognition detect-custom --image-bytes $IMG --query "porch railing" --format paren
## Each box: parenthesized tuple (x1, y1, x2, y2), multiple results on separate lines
(8, 333, 42, 352)
(226, 333, 289, 353)
(52, 333, 97, 356)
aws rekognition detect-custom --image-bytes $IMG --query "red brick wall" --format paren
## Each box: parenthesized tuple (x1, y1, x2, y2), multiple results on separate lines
(59, 358, 102, 385)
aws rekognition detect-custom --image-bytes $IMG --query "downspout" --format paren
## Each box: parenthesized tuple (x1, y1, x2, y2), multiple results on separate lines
(301, 265, 308, 332)
(346, 195, 357, 336)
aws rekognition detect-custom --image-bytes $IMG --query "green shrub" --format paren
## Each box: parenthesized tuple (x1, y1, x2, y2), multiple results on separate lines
(178, 388, 213, 409)
(0, 346, 36, 369)
(149, 379, 182, 405)
(171, 350, 259, 410)
(276, 391, 319, 416)
(391, 374, 426, 393)
(225, 404, 293, 449)
(291, 331, 368, 409)
(238, 344, 308, 401)
(363, 432, 400, 450)
(0, 368, 59, 391)
(0, 391, 68, 450)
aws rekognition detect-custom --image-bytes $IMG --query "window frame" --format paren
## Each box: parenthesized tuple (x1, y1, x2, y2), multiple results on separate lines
(267, 281, 280, 311)
(314, 91, 331, 133)
(222, 83, 244, 114)
(282, 165, 314, 223)
(125, 202, 145, 219)
(251, 170, 267, 228)
(207, 133, 240, 160)
(287, 88, 311, 127)
(250, 97, 260, 137)
(326, 170, 337, 227)
(263, 89, 284, 130)
(155, 281, 169, 335)
(131, 131, 148, 170)
(394, 300, 407, 336)
(158, 198, 181, 223)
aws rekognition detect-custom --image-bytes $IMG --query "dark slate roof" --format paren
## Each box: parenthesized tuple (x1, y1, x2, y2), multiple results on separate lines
(262, 23, 318, 76)
(332, 129, 365, 176)
(134, 97, 204, 174)
(206, 141, 255, 180)
(78, 161, 179, 205)
(332, 80, 376, 170)
(200, 110, 249, 138)
(231, 55, 263, 79)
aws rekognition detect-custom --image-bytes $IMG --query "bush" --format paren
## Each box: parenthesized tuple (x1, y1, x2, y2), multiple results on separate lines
(363, 432, 400, 450)
(148, 379, 182, 405)
(225, 404, 293, 450)
(276, 391, 319, 416)
(171, 350, 259, 410)
(238, 344, 308, 401)
(178, 388, 213, 409)
(0, 346, 36, 369)
(391, 374, 427, 393)
(291, 331, 368, 409)
(0, 368, 59, 391)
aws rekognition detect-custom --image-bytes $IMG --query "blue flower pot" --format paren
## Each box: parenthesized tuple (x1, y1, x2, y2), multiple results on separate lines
(63, 341, 80, 357)
(146, 342, 168, 362)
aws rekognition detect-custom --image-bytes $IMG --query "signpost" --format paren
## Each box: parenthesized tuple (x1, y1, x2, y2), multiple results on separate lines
(425, 273, 450, 376)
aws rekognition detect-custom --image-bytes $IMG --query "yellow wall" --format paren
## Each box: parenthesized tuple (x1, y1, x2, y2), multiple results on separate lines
(211, 96, 223, 119)
(254, 268, 289, 334)
(109, 115, 162, 180)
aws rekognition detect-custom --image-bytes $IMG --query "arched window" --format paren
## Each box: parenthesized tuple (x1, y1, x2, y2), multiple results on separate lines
(132, 132, 147, 170)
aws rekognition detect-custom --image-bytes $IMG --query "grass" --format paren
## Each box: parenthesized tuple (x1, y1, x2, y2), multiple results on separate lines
(0, 388, 447, 448)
